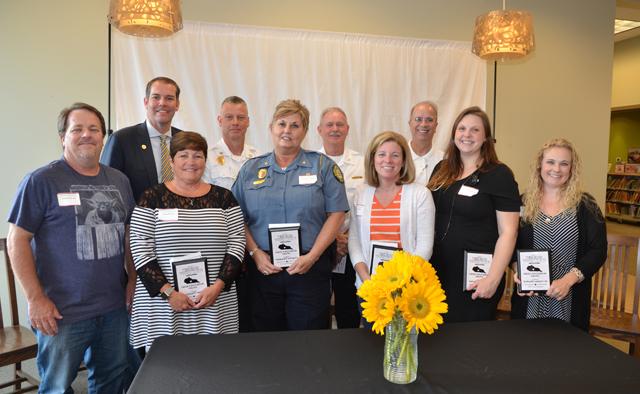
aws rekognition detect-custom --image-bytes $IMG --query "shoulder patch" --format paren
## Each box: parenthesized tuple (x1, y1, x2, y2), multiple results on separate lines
(333, 164, 344, 183)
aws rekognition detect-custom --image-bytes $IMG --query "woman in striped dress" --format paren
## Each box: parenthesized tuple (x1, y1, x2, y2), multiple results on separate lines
(129, 132, 245, 349)
(348, 131, 435, 319)
(511, 138, 607, 330)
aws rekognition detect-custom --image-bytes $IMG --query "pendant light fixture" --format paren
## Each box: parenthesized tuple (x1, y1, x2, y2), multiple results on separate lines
(108, 0, 183, 38)
(472, 0, 535, 60)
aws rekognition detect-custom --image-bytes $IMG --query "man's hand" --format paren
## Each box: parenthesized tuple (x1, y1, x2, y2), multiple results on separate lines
(28, 294, 63, 336)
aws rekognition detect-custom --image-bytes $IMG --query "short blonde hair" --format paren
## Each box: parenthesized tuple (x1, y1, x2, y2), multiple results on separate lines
(270, 99, 310, 132)
(365, 131, 415, 187)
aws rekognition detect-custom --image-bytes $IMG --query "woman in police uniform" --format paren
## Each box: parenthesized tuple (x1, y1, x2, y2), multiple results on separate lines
(232, 99, 348, 331)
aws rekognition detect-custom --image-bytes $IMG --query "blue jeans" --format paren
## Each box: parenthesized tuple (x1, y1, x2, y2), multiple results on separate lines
(35, 307, 128, 394)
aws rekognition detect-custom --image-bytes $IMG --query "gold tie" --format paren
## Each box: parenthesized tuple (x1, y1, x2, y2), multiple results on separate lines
(160, 135, 173, 182)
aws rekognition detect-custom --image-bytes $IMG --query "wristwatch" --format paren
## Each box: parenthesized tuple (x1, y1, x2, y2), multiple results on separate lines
(249, 247, 260, 257)
(570, 267, 585, 283)
(160, 286, 175, 300)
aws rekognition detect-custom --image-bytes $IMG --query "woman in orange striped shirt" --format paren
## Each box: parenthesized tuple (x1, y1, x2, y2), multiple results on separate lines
(348, 131, 435, 291)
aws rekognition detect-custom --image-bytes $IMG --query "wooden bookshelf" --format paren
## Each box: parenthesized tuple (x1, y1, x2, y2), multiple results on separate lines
(606, 173, 640, 225)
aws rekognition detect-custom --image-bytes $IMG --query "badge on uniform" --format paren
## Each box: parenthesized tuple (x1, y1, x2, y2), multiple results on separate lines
(253, 167, 268, 185)
(333, 164, 344, 183)
(216, 155, 225, 165)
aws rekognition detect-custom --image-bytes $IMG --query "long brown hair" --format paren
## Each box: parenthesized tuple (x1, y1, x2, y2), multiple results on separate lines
(427, 106, 500, 190)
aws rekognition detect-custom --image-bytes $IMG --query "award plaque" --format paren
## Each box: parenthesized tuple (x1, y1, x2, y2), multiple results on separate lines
(170, 252, 209, 300)
(516, 249, 551, 293)
(268, 223, 301, 267)
(370, 242, 399, 275)
(332, 255, 347, 274)
(463, 251, 493, 291)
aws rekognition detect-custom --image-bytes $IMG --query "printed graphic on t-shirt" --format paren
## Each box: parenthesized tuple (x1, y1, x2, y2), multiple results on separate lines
(71, 185, 127, 261)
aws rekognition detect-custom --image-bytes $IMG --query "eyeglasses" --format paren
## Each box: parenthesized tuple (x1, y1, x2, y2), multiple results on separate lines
(413, 117, 435, 123)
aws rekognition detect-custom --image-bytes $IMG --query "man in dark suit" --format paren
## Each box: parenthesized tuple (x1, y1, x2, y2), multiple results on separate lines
(101, 76, 182, 202)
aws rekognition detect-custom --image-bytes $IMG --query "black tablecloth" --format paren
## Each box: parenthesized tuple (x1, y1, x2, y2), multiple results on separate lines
(128, 319, 640, 393)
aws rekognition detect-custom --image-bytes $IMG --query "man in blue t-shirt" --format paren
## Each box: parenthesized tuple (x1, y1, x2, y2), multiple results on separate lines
(7, 103, 136, 393)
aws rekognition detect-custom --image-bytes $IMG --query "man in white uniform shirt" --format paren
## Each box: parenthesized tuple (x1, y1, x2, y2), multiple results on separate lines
(408, 101, 444, 185)
(205, 96, 258, 332)
(204, 96, 258, 190)
(317, 107, 364, 328)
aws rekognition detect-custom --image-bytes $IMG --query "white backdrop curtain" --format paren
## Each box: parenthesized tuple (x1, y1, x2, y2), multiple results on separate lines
(113, 21, 486, 155)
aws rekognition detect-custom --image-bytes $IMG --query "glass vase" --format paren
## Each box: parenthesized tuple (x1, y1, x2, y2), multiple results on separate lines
(383, 316, 418, 384)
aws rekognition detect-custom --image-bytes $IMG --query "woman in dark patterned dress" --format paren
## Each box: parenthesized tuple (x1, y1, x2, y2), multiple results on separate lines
(511, 138, 607, 330)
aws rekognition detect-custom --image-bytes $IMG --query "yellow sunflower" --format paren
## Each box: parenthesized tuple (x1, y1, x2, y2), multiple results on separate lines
(356, 276, 376, 300)
(410, 256, 440, 285)
(372, 251, 412, 292)
(398, 280, 448, 334)
(358, 285, 396, 335)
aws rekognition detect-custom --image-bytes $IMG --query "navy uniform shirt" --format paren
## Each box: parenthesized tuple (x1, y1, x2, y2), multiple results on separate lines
(232, 149, 349, 252)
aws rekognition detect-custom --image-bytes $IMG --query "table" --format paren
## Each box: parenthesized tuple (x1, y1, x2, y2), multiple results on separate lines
(128, 319, 640, 393)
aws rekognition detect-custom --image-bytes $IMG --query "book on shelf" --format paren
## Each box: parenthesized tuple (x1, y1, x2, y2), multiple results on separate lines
(606, 202, 620, 215)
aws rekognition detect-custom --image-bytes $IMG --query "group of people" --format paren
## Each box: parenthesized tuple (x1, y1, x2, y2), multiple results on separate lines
(5, 76, 607, 393)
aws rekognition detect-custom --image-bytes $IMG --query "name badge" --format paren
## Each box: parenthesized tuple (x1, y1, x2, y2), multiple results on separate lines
(458, 185, 479, 197)
(158, 208, 179, 222)
(57, 192, 81, 207)
(298, 174, 317, 185)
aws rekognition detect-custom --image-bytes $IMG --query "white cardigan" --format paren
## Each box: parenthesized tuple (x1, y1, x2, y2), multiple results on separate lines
(348, 182, 435, 289)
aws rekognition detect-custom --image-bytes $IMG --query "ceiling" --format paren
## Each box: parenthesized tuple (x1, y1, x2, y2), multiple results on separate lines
(616, 0, 640, 41)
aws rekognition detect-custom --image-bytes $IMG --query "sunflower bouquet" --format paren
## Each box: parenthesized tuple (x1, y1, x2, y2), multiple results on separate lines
(357, 251, 447, 384)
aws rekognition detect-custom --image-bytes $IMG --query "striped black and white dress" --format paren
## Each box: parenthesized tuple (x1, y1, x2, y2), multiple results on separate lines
(526, 209, 579, 322)
(129, 184, 245, 349)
